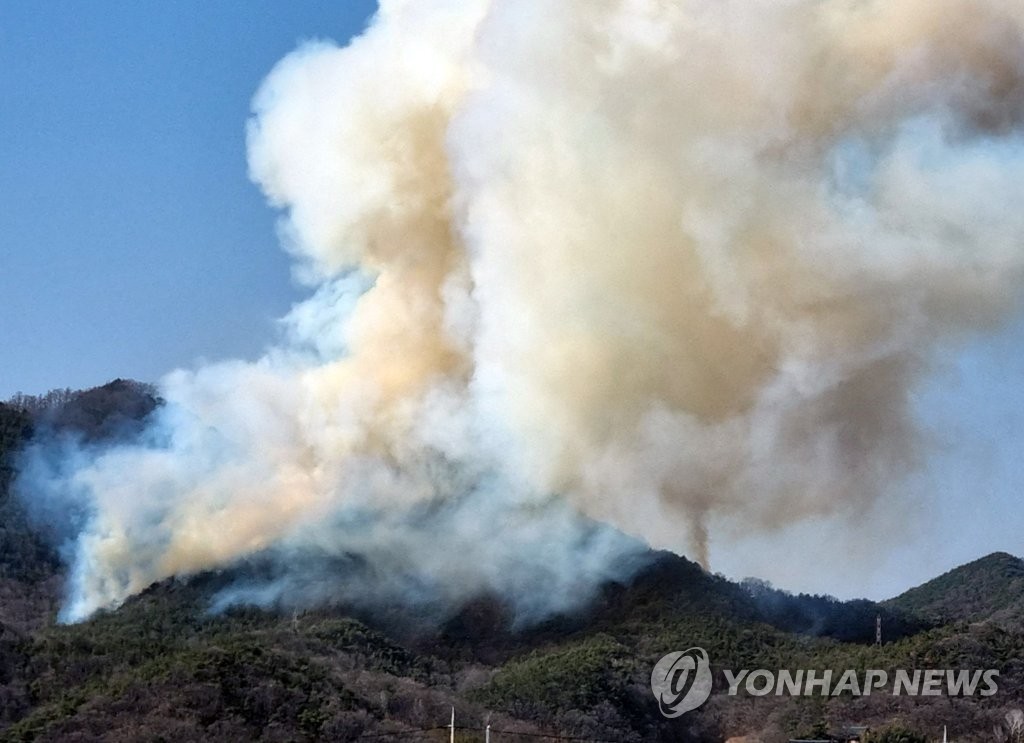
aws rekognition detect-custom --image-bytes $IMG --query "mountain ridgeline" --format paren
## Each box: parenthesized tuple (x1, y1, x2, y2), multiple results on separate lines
(885, 552, 1024, 627)
(0, 381, 1022, 741)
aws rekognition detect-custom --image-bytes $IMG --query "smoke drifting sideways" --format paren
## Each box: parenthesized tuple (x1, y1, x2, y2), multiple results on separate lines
(17, 0, 1024, 624)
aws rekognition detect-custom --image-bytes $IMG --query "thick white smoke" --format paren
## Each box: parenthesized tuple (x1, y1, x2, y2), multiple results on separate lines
(19, 0, 1024, 621)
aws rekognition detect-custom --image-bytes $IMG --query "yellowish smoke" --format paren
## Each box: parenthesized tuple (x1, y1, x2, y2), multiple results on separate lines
(26, 0, 1024, 620)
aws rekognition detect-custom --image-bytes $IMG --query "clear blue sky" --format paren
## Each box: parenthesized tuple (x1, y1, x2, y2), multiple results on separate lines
(0, 0, 376, 399)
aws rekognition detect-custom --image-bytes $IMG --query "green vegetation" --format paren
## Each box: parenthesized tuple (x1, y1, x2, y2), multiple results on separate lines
(1, 383, 1023, 740)
(886, 552, 1024, 626)
(471, 634, 633, 715)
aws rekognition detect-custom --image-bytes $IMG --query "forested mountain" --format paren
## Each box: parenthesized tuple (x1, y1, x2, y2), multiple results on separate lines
(0, 403, 55, 585)
(1, 383, 1022, 741)
(885, 552, 1024, 627)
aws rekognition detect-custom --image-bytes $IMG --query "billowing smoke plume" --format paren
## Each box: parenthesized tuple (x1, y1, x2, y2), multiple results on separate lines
(19, 0, 1024, 622)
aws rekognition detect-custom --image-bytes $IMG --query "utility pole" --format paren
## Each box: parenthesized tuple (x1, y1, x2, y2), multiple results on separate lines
(449, 706, 455, 743)
(486, 723, 491, 743)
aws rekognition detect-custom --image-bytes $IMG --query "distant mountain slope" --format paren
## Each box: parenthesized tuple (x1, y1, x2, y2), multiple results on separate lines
(0, 380, 162, 625)
(885, 551, 1024, 625)
(32, 378, 160, 441)
(564, 551, 931, 644)
(740, 576, 928, 643)
(0, 403, 56, 586)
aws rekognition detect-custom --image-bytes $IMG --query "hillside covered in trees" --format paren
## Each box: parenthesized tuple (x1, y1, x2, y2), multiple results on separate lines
(885, 553, 1024, 628)
(1, 382, 1023, 741)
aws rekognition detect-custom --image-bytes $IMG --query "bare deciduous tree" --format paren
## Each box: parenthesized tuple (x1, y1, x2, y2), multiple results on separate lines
(1006, 709, 1024, 743)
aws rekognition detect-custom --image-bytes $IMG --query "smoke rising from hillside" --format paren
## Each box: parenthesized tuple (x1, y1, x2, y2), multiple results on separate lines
(20, 0, 1024, 621)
